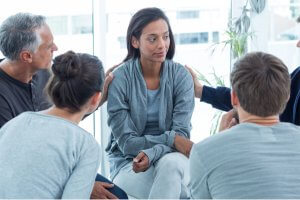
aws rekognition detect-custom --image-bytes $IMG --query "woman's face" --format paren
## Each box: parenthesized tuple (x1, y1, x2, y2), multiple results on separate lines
(132, 19, 170, 64)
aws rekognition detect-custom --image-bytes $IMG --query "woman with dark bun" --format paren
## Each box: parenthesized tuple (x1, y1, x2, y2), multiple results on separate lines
(0, 51, 105, 198)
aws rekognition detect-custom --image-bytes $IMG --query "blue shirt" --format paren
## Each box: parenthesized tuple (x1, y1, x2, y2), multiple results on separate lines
(144, 88, 160, 135)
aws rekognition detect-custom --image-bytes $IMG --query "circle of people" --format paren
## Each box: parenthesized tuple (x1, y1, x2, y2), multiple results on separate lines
(0, 7, 299, 199)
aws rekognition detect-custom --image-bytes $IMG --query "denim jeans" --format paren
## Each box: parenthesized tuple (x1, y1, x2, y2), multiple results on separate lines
(113, 152, 190, 199)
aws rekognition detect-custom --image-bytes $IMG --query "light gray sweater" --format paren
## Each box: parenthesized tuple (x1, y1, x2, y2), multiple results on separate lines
(190, 122, 300, 199)
(106, 58, 195, 179)
(0, 112, 100, 199)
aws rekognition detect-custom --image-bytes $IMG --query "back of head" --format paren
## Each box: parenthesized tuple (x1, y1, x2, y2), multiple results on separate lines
(230, 52, 290, 117)
(124, 7, 175, 62)
(47, 51, 105, 113)
(0, 13, 46, 61)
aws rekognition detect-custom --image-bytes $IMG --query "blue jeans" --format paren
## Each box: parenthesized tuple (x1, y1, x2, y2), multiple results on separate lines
(95, 174, 128, 199)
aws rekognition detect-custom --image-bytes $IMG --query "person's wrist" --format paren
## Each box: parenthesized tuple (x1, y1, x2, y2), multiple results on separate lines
(195, 84, 203, 99)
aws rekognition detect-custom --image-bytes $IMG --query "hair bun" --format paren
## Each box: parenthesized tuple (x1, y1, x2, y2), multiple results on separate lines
(52, 51, 81, 81)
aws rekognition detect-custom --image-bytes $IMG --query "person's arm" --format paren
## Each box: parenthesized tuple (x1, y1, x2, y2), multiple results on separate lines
(201, 85, 232, 111)
(168, 64, 195, 157)
(189, 145, 212, 199)
(107, 68, 175, 165)
(185, 65, 232, 112)
(61, 137, 100, 199)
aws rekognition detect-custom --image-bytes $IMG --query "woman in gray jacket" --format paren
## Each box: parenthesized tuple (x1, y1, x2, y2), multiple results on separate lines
(106, 7, 195, 199)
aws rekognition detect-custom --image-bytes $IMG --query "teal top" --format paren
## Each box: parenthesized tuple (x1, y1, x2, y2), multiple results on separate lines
(190, 122, 300, 199)
(144, 88, 160, 135)
(106, 58, 195, 180)
(0, 112, 100, 199)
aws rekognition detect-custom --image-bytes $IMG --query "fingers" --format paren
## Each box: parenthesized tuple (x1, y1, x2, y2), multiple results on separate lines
(182, 139, 193, 158)
(133, 152, 149, 173)
(100, 182, 114, 189)
(133, 152, 144, 163)
(103, 188, 118, 199)
(98, 72, 114, 107)
(184, 65, 196, 78)
(91, 182, 118, 199)
(185, 140, 194, 158)
(133, 161, 148, 173)
(219, 109, 238, 132)
(105, 63, 122, 77)
(103, 73, 114, 91)
(228, 118, 238, 128)
(184, 65, 203, 99)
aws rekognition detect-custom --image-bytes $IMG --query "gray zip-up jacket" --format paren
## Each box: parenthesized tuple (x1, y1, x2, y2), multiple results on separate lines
(106, 58, 195, 179)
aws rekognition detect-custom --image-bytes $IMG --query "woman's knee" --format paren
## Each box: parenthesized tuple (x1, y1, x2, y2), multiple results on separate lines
(155, 152, 189, 173)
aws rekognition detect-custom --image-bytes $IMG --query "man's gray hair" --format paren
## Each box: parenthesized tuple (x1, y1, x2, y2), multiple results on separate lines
(0, 13, 46, 61)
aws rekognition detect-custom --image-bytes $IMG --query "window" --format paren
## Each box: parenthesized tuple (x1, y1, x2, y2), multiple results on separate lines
(261, 0, 300, 72)
(1, 0, 232, 178)
(117, 36, 126, 49)
(212, 31, 219, 43)
(46, 16, 68, 35)
(176, 10, 199, 19)
(104, 0, 231, 144)
(290, 0, 300, 18)
(178, 32, 209, 44)
(72, 15, 93, 34)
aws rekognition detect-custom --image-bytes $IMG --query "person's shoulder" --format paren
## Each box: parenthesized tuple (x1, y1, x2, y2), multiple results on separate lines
(112, 59, 141, 85)
(167, 59, 190, 76)
(291, 66, 300, 76)
(194, 124, 244, 150)
(0, 70, 12, 88)
(164, 60, 193, 87)
(278, 122, 300, 132)
(0, 111, 34, 131)
(164, 59, 184, 70)
(0, 79, 11, 95)
(112, 59, 135, 78)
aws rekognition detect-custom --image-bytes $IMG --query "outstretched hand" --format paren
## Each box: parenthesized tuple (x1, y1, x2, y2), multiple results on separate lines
(184, 65, 203, 99)
(98, 72, 114, 107)
(98, 63, 123, 107)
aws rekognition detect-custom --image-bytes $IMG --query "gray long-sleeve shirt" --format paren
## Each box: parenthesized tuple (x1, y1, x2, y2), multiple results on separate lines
(106, 58, 195, 179)
(0, 112, 100, 199)
(190, 122, 300, 199)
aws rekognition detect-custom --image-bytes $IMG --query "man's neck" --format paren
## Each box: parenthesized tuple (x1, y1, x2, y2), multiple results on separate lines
(238, 107, 280, 126)
(0, 59, 36, 83)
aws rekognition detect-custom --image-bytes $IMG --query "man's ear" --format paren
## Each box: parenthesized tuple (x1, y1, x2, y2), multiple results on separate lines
(131, 36, 139, 49)
(231, 90, 239, 108)
(20, 51, 33, 64)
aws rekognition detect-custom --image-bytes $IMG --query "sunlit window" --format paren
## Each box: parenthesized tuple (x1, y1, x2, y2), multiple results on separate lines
(266, 0, 300, 72)
(176, 10, 199, 19)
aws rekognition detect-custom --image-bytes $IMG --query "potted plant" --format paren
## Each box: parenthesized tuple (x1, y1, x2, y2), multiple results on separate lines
(195, 0, 266, 134)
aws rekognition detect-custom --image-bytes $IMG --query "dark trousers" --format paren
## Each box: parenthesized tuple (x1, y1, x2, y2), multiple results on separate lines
(95, 174, 128, 199)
